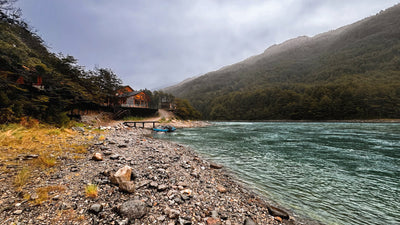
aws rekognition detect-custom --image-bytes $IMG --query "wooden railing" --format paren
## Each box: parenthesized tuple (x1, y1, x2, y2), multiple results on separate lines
(123, 121, 159, 128)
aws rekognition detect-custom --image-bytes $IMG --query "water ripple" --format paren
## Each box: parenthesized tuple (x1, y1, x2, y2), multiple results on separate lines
(154, 122, 400, 225)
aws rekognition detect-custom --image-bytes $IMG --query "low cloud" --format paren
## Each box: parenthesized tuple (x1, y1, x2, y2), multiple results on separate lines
(17, 0, 399, 89)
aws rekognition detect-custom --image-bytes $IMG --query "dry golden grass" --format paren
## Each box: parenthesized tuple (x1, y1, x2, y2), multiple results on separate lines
(33, 185, 66, 205)
(98, 135, 106, 141)
(52, 209, 85, 224)
(85, 184, 98, 198)
(0, 124, 90, 169)
(0, 123, 95, 193)
(13, 167, 31, 190)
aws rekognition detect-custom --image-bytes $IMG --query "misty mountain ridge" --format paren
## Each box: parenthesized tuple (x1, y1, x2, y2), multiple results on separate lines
(164, 3, 400, 120)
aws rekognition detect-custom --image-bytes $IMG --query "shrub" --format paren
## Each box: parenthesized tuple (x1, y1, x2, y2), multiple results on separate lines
(85, 184, 98, 198)
(19, 116, 39, 128)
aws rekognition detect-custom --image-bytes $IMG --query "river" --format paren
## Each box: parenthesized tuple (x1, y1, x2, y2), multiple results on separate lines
(153, 122, 400, 225)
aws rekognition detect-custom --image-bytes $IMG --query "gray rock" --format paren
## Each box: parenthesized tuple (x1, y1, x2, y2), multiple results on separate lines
(157, 184, 168, 191)
(130, 171, 137, 180)
(178, 217, 192, 225)
(157, 215, 166, 222)
(150, 181, 158, 188)
(70, 166, 79, 172)
(103, 151, 113, 156)
(13, 209, 23, 215)
(267, 205, 289, 219)
(243, 217, 257, 225)
(164, 207, 180, 219)
(180, 193, 190, 201)
(137, 180, 151, 189)
(210, 162, 223, 169)
(72, 127, 85, 132)
(117, 218, 129, 225)
(60, 202, 72, 210)
(24, 154, 39, 160)
(92, 152, 103, 161)
(211, 210, 219, 218)
(100, 146, 110, 150)
(119, 200, 147, 220)
(110, 165, 132, 185)
(119, 181, 135, 193)
(110, 154, 121, 160)
(30, 193, 39, 200)
(89, 204, 103, 214)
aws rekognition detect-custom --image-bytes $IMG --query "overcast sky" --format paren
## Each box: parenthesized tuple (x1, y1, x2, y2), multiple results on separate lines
(16, 0, 399, 90)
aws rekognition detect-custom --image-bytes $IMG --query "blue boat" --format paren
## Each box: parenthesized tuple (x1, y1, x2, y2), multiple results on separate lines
(153, 125, 176, 132)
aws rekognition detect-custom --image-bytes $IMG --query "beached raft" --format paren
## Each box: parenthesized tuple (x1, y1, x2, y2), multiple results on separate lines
(153, 125, 176, 132)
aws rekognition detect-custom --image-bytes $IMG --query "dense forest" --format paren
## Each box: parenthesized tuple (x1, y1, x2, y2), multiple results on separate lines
(0, 1, 126, 125)
(0, 1, 189, 125)
(165, 4, 400, 120)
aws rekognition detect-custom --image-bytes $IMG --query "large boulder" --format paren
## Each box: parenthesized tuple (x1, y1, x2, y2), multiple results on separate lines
(119, 200, 147, 220)
(110, 165, 132, 185)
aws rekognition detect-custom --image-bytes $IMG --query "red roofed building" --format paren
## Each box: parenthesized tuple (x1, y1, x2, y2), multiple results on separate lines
(115, 86, 150, 108)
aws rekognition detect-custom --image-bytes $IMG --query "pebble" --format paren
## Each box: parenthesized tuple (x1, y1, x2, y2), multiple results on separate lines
(110, 154, 121, 160)
(157, 184, 168, 191)
(89, 203, 103, 214)
(150, 181, 158, 188)
(179, 216, 192, 225)
(216, 185, 227, 193)
(13, 209, 23, 215)
(70, 166, 80, 172)
(244, 217, 257, 225)
(210, 162, 223, 169)
(267, 205, 290, 219)
(0, 123, 290, 225)
(119, 181, 135, 193)
(92, 152, 103, 161)
(165, 207, 180, 219)
(206, 217, 221, 225)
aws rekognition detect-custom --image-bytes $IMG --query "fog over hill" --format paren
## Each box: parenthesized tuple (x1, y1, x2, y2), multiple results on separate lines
(164, 4, 400, 120)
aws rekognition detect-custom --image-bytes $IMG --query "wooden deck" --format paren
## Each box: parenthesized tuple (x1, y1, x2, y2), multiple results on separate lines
(123, 121, 159, 128)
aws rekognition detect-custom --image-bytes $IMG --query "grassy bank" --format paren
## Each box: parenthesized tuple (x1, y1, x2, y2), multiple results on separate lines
(0, 123, 99, 203)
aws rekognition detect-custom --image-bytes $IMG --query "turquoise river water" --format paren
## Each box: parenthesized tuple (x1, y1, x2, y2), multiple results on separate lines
(153, 122, 400, 225)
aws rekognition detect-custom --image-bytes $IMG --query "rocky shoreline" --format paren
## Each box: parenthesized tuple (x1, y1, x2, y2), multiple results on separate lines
(0, 123, 301, 225)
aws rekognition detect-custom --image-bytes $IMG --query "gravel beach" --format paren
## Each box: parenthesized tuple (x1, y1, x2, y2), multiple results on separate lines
(0, 122, 301, 225)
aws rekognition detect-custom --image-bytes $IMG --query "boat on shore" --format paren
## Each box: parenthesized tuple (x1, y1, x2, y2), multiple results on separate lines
(153, 125, 176, 132)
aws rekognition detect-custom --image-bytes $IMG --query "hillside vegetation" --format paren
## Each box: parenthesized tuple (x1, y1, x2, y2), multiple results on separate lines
(165, 4, 400, 120)
(0, 2, 124, 125)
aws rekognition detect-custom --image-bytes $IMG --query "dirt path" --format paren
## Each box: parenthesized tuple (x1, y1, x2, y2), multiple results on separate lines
(147, 109, 176, 121)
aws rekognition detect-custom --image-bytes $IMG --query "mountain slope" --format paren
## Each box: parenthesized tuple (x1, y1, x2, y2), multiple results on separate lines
(0, 11, 121, 125)
(165, 4, 400, 120)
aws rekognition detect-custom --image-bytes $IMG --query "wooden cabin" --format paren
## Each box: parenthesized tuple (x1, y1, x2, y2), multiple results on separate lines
(115, 86, 134, 96)
(32, 75, 44, 90)
(116, 86, 150, 108)
(2, 69, 44, 90)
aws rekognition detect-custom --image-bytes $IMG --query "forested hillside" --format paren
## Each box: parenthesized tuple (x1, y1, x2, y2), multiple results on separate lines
(0, 2, 123, 125)
(165, 4, 400, 120)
